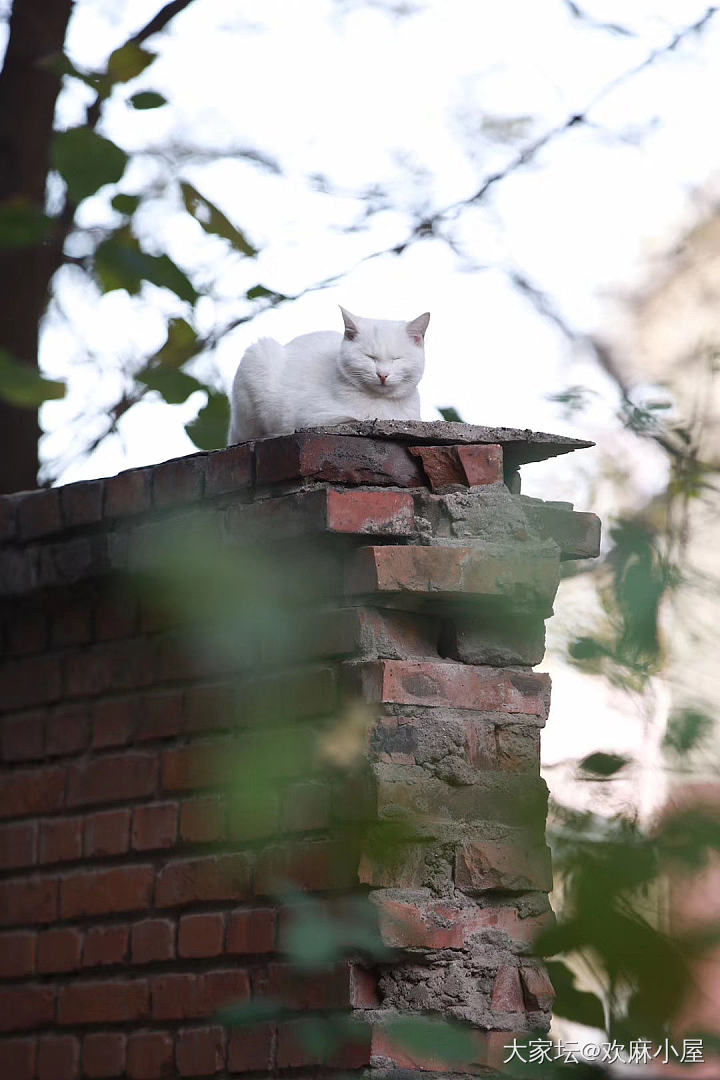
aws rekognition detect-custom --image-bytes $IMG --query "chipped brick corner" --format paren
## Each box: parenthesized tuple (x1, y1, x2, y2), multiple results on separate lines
(0, 421, 599, 1078)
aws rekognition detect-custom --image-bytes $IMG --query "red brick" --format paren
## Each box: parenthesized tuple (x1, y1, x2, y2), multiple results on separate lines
(37, 1034, 79, 1080)
(0, 875, 57, 926)
(161, 743, 225, 791)
(255, 433, 424, 488)
(136, 690, 183, 740)
(0, 930, 36, 977)
(127, 1031, 173, 1079)
(0, 821, 36, 869)
(152, 970, 250, 1021)
(408, 444, 466, 489)
(51, 594, 93, 647)
(227, 1025, 274, 1073)
(0, 1038, 36, 1079)
(60, 479, 104, 528)
(520, 965, 554, 1010)
(0, 986, 55, 1031)
(0, 655, 62, 709)
(183, 683, 235, 733)
(67, 752, 157, 807)
(84, 808, 131, 857)
(345, 544, 559, 613)
(39, 817, 82, 864)
(455, 840, 552, 893)
(277, 1018, 371, 1069)
(491, 964, 525, 1012)
(179, 796, 225, 844)
(267, 961, 376, 1010)
(58, 979, 149, 1025)
(83, 925, 129, 968)
(456, 442, 503, 485)
(178, 913, 225, 958)
(92, 698, 136, 748)
(132, 802, 178, 851)
(176, 1026, 226, 1076)
(496, 726, 540, 772)
(95, 592, 138, 640)
(369, 1024, 489, 1072)
(205, 443, 252, 495)
(65, 640, 155, 698)
(82, 1032, 127, 1077)
(226, 908, 276, 956)
(281, 781, 330, 832)
(153, 456, 205, 507)
(17, 488, 62, 540)
(104, 468, 152, 517)
(60, 865, 153, 919)
(155, 854, 251, 908)
(463, 904, 554, 946)
(37, 927, 82, 973)
(199, 969, 251, 1014)
(254, 840, 354, 896)
(131, 918, 175, 965)
(374, 896, 491, 950)
(1, 711, 45, 761)
(46, 703, 89, 756)
(325, 488, 415, 535)
(8, 609, 47, 654)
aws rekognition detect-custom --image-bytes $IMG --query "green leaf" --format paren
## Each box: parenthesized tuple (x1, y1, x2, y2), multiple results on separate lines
(94, 228, 198, 303)
(0, 350, 66, 408)
(663, 709, 713, 756)
(579, 752, 629, 777)
(545, 961, 605, 1028)
(185, 391, 230, 450)
(129, 91, 167, 110)
(146, 318, 199, 370)
(181, 183, 257, 255)
(111, 194, 141, 215)
(383, 1017, 478, 1066)
(217, 998, 287, 1027)
(135, 365, 203, 405)
(106, 43, 155, 84)
(0, 198, 54, 251)
(52, 128, 128, 203)
(246, 284, 286, 302)
(438, 406, 465, 423)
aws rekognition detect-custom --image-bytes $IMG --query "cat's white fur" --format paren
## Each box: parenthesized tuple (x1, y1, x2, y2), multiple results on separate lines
(228, 307, 429, 444)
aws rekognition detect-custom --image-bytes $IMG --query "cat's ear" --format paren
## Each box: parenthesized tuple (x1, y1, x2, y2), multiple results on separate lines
(339, 306, 360, 341)
(407, 312, 430, 345)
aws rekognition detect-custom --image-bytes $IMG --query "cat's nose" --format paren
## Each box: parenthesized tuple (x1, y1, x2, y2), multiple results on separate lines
(378, 372, 388, 385)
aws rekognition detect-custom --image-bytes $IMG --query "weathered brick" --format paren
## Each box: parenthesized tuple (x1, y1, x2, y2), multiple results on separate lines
(104, 468, 152, 517)
(254, 840, 355, 896)
(0, 764, 65, 819)
(155, 854, 251, 908)
(491, 964, 525, 1012)
(0, 821, 36, 869)
(37, 1035, 79, 1080)
(131, 919, 175, 965)
(228, 1024, 275, 1073)
(520, 965, 555, 1010)
(17, 488, 62, 541)
(39, 817, 82, 865)
(82, 1032, 126, 1078)
(0, 655, 62, 709)
(0, 710, 45, 761)
(176, 1026, 226, 1077)
(179, 795, 225, 844)
(456, 443, 504, 485)
(178, 912, 225, 958)
(520, 500, 601, 560)
(83, 925, 129, 968)
(67, 752, 157, 807)
(0, 985, 55, 1031)
(58, 979, 149, 1025)
(255, 432, 425, 487)
(205, 443, 253, 495)
(60, 479, 104, 528)
(443, 613, 546, 667)
(455, 839, 553, 893)
(45, 703, 89, 756)
(84, 808, 131, 858)
(152, 455, 205, 508)
(346, 544, 560, 613)
(60, 865, 153, 919)
(127, 1031, 173, 1079)
(326, 488, 415, 535)
(0, 930, 36, 977)
(373, 895, 491, 950)
(226, 908, 276, 956)
(0, 1037, 36, 1079)
(267, 961, 376, 1010)
(132, 802, 178, 851)
(37, 927, 82, 973)
(408, 444, 466, 490)
(0, 875, 57, 926)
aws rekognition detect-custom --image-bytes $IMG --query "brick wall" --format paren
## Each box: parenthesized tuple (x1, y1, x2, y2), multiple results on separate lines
(0, 421, 599, 1078)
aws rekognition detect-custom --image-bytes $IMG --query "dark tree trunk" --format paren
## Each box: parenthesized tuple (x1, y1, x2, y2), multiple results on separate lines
(0, 0, 74, 493)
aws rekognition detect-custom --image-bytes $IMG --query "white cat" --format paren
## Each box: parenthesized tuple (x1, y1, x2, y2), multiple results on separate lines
(228, 307, 429, 444)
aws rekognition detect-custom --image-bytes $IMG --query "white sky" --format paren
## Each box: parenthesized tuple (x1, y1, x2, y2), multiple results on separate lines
(3, 0, 719, 788)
